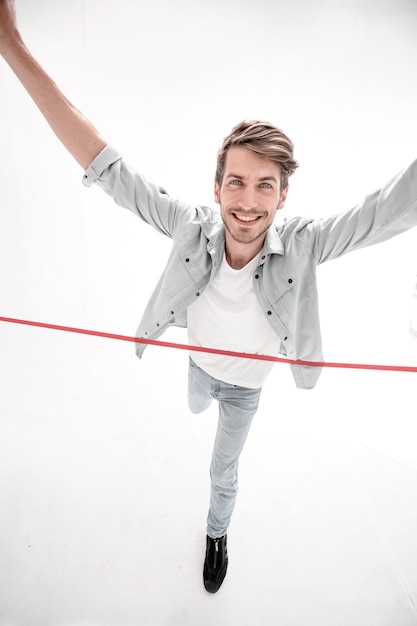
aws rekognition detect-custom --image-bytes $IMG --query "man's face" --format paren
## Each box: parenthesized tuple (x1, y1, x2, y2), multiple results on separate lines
(214, 145, 288, 248)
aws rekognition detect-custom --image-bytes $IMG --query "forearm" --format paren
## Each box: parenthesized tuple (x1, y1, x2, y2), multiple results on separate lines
(1, 28, 106, 169)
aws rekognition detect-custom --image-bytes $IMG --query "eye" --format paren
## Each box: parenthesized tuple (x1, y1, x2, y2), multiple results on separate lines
(230, 179, 241, 186)
(260, 182, 273, 189)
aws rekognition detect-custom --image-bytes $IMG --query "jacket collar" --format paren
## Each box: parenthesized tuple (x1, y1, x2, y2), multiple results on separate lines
(262, 223, 285, 256)
(204, 221, 225, 249)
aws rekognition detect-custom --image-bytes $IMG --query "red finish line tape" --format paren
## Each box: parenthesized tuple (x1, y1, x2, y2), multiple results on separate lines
(1, 315, 417, 373)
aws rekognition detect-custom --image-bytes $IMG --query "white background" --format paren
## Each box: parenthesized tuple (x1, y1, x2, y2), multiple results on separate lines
(1, 1, 417, 624)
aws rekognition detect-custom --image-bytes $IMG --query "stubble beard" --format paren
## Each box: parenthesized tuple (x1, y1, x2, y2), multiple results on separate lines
(223, 220, 270, 244)
(222, 211, 273, 245)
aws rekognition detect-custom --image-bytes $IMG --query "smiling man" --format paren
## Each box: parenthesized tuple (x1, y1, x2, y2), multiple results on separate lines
(2, 0, 417, 595)
(186, 128, 296, 592)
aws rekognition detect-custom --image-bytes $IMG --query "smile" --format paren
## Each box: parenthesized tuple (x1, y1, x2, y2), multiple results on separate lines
(233, 213, 262, 224)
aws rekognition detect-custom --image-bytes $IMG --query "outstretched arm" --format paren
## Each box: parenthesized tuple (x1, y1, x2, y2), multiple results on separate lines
(0, 0, 106, 169)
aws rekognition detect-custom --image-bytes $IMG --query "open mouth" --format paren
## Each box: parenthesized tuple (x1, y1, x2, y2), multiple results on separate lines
(232, 213, 262, 225)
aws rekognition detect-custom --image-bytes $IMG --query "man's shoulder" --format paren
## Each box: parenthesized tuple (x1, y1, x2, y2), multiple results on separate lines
(173, 203, 223, 243)
(194, 204, 221, 223)
(275, 215, 317, 238)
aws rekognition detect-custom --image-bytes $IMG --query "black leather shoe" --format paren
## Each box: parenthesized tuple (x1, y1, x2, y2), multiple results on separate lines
(203, 534, 228, 593)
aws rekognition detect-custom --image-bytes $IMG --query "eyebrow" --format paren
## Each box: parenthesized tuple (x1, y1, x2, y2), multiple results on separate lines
(226, 173, 279, 183)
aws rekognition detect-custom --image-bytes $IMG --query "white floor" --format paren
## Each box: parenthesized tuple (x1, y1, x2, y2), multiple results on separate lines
(1, 322, 417, 626)
(1, 0, 417, 623)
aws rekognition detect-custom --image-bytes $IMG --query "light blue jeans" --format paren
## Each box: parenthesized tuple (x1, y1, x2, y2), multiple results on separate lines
(188, 357, 262, 538)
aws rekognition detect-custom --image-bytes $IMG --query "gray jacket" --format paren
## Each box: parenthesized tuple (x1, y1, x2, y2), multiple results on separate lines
(83, 146, 417, 389)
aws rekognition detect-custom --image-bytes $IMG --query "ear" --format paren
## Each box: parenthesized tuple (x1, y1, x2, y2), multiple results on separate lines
(214, 180, 220, 204)
(277, 186, 289, 211)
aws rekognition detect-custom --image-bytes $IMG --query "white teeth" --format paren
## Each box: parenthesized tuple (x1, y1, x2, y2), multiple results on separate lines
(236, 214, 258, 222)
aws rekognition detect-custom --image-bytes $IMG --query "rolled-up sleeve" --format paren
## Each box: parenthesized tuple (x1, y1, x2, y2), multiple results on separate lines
(82, 145, 122, 187)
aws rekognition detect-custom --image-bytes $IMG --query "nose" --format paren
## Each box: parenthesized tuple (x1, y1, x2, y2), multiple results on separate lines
(237, 185, 258, 211)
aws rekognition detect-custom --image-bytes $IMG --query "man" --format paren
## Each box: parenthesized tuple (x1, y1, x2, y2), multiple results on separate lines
(1, 0, 417, 594)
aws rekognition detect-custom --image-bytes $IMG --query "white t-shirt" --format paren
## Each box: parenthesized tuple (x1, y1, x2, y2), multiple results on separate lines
(187, 251, 281, 388)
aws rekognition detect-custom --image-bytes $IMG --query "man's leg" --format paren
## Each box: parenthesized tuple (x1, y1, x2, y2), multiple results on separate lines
(204, 380, 261, 592)
(207, 381, 261, 537)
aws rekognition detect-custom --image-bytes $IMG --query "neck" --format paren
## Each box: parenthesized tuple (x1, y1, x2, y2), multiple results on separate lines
(224, 235, 264, 270)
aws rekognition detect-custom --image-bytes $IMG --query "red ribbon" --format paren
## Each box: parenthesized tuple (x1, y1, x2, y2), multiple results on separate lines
(1, 316, 416, 373)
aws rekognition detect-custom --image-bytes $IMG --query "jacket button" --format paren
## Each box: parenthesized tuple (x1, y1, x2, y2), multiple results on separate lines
(185, 257, 190, 262)
(170, 310, 174, 315)
(254, 274, 259, 279)
(288, 279, 293, 284)
(267, 310, 272, 315)
(261, 255, 266, 260)
(284, 336, 288, 341)
(196, 292, 200, 296)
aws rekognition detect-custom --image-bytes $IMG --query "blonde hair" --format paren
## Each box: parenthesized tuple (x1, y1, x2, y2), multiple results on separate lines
(215, 120, 299, 189)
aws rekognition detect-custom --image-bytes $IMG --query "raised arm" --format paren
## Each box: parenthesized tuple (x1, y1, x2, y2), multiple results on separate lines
(0, 0, 106, 169)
